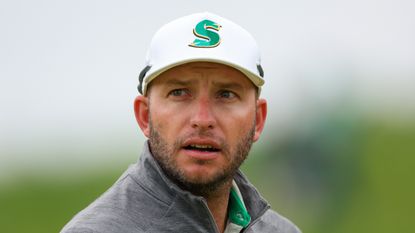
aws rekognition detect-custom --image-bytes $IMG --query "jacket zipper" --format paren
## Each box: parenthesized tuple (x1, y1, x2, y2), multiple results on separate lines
(200, 198, 221, 233)
(200, 195, 270, 233)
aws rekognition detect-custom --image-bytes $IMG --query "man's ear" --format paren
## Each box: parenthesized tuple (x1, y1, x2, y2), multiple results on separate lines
(253, 98, 267, 142)
(134, 95, 150, 138)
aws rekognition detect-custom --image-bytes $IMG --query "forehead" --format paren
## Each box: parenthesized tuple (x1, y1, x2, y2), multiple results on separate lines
(151, 62, 255, 87)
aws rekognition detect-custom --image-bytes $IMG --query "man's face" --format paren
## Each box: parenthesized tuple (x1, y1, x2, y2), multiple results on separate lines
(135, 62, 267, 195)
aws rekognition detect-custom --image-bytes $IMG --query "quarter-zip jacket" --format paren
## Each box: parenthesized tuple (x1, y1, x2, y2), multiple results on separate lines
(61, 142, 301, 233)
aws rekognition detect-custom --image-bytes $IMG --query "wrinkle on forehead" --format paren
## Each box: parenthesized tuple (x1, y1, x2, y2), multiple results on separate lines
(190, 65, 221, 70)
(162, 69, 250, 90)
(148, 61, 257, 95)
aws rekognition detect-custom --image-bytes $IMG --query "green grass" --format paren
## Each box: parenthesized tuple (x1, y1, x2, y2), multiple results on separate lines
(0, 170, 122, 233)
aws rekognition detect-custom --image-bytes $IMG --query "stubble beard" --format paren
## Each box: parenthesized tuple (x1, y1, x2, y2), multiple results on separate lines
(148, 122, 255, 197)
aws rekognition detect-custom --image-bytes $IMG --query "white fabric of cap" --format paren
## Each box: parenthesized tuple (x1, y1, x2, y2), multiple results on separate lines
(140, 12, 264, 95)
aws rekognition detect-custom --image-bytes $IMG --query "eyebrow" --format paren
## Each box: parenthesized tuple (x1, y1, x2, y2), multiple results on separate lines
(212, 81, 245, 91)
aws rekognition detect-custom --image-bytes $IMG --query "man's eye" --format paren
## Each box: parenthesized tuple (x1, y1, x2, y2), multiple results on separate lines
(218, 90, 236, 99)
(169, 89, 188, 97)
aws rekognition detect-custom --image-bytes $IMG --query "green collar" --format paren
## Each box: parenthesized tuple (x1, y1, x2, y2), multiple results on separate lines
(228, 182, 251, 227)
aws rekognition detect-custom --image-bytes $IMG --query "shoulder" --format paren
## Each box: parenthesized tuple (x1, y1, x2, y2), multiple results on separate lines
(60, 173, 169, 233)
(60, 226, 96, 233)
(248, 209, 302, 233)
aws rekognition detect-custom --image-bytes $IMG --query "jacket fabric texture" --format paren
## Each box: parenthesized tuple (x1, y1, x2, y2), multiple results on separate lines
(61, 142, 301, 233)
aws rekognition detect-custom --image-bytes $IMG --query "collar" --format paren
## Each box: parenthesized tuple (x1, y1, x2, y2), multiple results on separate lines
(228, 180, 251, 227)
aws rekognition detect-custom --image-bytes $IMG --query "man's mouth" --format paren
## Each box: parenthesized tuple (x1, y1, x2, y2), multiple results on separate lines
(183, 144, 221, 153)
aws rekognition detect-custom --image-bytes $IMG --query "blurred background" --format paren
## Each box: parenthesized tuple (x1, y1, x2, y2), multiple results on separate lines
(1, 0, 414, 232)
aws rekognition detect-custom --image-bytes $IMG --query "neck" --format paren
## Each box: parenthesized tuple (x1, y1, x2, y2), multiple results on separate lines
(203, 180, 233, 233)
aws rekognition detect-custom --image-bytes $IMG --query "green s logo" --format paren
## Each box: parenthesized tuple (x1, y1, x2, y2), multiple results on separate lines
(189, 20, 222, 48)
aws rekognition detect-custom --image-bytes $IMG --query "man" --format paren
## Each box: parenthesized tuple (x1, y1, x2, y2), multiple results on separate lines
(61, 12, 301, 233)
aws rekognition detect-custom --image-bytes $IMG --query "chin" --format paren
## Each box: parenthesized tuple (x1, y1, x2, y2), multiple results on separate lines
(182, 168, 225, 184)
(184, 171, 216, 183)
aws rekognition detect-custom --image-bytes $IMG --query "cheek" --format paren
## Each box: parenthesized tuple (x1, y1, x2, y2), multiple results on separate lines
(216, 106, 256, 136)
(149, 104, 189, 136)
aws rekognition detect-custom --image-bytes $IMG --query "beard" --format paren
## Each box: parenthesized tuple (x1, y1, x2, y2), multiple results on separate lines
(148, 122, 255, 197)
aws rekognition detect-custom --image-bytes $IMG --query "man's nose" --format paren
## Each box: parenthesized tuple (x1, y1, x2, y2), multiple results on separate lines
(190, 97, 216, 130)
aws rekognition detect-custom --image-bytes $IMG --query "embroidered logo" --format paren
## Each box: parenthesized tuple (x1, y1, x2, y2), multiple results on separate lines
(189, 19, 222, 48)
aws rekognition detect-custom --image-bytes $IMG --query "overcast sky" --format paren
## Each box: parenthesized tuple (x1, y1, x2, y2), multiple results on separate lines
(1, 0, 414, 176)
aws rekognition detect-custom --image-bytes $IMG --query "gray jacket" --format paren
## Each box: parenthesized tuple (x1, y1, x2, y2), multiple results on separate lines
(61, 142, 301, 233)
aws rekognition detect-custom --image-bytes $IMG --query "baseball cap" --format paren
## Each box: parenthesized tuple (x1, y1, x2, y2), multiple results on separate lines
(138, 12, 265, 95)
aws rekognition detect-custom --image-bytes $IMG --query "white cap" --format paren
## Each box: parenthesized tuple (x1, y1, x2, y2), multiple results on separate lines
(138, 12, 265, 95)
